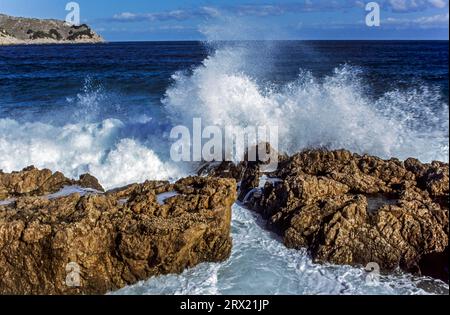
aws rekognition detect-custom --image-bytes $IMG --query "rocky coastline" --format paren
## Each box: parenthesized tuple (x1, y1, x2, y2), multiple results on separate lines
(0, 14, 104, 45)
(0, 168, 235, 294)
(213, 148, 449, 282)
(0, 148, 448, 294)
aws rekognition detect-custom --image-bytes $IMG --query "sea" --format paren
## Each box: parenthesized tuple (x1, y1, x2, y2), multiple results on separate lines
(0, 40, 448, 294)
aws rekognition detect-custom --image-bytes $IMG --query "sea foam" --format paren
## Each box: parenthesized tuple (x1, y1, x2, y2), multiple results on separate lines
(0, 118, 179, 189)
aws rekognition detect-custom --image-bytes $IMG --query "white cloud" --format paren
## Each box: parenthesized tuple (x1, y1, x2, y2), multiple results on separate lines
(428, 0, 447, 8)
(385, 12, 449, 28)
(112, 8, 221, 22)
(386, 0, 448, 12)
(113, 12, 139, 21)
(416, 12, 449, 23)
(200, 6, 221, 18)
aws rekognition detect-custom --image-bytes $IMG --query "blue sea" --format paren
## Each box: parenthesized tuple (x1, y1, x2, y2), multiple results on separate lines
(0, 41, 448, 294)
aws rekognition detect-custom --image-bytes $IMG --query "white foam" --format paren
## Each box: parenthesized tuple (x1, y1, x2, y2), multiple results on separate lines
(156, 191, 179, 205)
(0, 118, 181, 190)
(163, 47, 449, 163)
(258, 175, 282, 188)
(0, 198, 15, 206)
(46, 185, 102, 200)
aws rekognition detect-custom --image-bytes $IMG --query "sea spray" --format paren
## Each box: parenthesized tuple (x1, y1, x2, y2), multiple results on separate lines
(0, 118, 180, 189)
(163, 45, 449, 163)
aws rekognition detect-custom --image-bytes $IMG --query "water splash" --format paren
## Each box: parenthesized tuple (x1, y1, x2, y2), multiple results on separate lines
(163, 46, 449, 163)
(0, 118, 180, 189)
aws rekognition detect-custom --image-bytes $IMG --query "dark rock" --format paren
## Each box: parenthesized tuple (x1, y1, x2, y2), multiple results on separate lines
(198, 142, 285, 202)
(419, 247, 449, 283)
(78, 174, 105, 192)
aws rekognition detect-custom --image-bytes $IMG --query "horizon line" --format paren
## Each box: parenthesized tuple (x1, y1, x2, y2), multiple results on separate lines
(103, 39, 449, 42)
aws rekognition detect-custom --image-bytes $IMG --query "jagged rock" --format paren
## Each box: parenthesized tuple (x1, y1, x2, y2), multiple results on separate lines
(198, 161, 244, 181)
(237, 149, 449, 282)
(405, 158, 449, 198)
(78, 174, 104, 192)
(0, 14, 103, 45)
(0, 166, 104, 200)
(0, 172, 236, 294)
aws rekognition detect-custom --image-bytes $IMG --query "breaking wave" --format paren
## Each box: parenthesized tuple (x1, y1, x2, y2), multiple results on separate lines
(164, 47, 449, 163)
(0, 118, 180, 190)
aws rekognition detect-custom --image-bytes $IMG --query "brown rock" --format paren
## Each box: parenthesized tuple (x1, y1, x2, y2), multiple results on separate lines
(78, 174, 105, 192)
(241, 149, 449, 282)
(0, 174, 236, 294)
(0, 166, 105, 200)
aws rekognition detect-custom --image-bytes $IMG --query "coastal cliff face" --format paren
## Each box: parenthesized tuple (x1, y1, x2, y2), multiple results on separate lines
(0, 168, 235, 294)
(0, 14, 104, 45)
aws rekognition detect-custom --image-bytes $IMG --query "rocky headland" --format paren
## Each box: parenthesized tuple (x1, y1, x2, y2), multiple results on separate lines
(0, 14, 104, 45)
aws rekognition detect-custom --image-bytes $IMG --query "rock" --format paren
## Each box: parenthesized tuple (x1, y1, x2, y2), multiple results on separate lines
(198, 161, 244, 181)
(0, 166, 105, 200)
(0, 174, 236, 294)
(78, 174, 105, 193)
(0, 14, 104, 45)
(240, 149, 449, 282)
(405, 158, 449, 198)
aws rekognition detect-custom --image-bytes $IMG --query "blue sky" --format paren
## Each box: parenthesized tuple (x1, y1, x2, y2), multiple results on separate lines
(0, 0, 448, 40)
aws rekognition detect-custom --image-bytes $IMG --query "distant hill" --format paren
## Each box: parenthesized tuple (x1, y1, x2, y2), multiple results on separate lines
(0, 13, 104, 45)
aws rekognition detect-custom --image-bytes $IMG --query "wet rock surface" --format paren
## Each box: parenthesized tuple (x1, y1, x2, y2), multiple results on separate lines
(216, 149, 449, 282)
(0, 168, 236, 294)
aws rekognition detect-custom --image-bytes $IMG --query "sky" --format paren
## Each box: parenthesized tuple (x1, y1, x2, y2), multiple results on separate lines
(0, 0, 448, 40)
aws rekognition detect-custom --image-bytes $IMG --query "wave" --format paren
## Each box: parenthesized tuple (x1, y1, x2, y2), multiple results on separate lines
(1, 43, 448, 191)
(163, 46, 449, 163)
(0, 118, 180, 189)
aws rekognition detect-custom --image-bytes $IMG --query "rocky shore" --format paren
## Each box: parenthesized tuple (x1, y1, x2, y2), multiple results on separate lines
(0, 14, 104, 45)
(217, 148, 448, 282)
(0, 148, 448, 294)
(0, 168, 235, 294)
